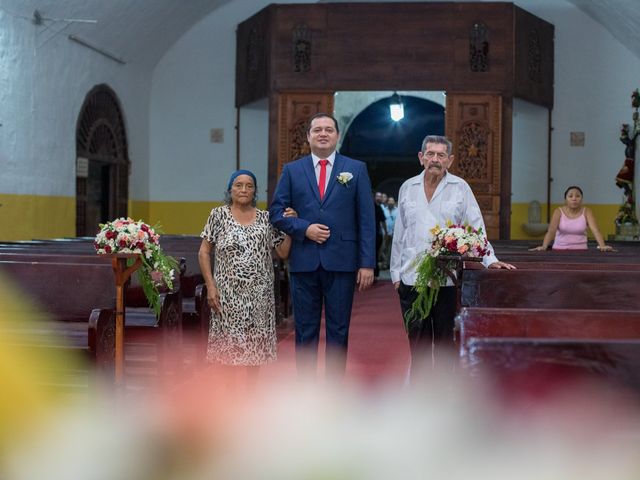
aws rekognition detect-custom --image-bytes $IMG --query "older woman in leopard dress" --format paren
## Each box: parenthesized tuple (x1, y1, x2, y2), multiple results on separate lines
(198, 170, 294, 384)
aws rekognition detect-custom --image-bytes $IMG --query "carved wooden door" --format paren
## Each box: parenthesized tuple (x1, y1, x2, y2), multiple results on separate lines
(269, 91, 334, 196)
(76, 86, 129, 236)
(445, 94, 503, 239)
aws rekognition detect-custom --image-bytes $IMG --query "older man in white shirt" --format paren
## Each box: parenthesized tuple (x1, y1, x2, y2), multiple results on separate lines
(390, 135, 514, 381)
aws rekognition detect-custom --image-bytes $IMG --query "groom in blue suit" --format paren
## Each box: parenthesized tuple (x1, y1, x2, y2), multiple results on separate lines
(270, 113, 376, 378)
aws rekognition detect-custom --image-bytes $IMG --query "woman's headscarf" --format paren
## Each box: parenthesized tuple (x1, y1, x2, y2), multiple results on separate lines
(227, 169, 257, 191)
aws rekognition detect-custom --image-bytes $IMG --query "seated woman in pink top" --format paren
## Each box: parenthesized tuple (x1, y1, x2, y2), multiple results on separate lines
(530, 186, 613, 251)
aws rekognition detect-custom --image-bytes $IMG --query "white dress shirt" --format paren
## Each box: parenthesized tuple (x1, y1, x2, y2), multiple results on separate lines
(312, 152, 336, 192)
(390, 170, 499, 286)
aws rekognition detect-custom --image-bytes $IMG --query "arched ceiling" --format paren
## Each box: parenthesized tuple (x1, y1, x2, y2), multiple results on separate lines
(2, 0, 639, 72)
(1, 0, 232, 69)
(567, 0, 640, 61)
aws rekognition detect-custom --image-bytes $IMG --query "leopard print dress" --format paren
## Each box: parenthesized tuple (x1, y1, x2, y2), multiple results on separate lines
(201, 205, 285, 366)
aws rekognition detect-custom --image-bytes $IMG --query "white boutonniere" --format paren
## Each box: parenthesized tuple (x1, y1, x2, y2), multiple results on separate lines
(336, 172, 353, 186)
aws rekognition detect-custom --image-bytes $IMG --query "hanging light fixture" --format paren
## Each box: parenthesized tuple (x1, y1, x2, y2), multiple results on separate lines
(389, 92, 404, 122)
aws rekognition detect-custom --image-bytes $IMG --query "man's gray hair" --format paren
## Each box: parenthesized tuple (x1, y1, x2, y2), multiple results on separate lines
(420, 135, 452, 155)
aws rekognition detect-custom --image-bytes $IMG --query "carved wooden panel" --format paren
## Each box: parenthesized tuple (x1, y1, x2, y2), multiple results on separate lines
(236, 6, 271, 106)
(275, 92, 334, 180)
(446, 93, 502, 239)
(239, 3, 552, 104)
(513, 6, 554, 107)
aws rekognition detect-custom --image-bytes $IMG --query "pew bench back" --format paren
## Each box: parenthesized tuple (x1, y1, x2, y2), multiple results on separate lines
(460, 269, 640, 310)
(456, 307, 640, 355)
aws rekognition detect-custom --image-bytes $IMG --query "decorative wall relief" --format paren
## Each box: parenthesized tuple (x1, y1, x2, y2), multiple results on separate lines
(292, 24, 311, 73)
(469, 22, 489, 72)
(276, 93, 333, 181)
(290, 120, 311, 161)
(527, 28, 542, 83)
(246, 27, 260, 79)
(445, 94, 501, 238)
(458, 121, 490, 180)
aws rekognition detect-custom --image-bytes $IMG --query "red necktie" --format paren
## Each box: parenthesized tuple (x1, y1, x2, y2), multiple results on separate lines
(318, 159, 328, 199)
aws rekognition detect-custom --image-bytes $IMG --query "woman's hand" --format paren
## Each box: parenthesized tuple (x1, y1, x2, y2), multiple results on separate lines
(207, 284, 221, 313)
(597, 245, 615, 252)
(488, 261, 516, 269)
(529, 245, 547, 251)
(283, 207, 298, 218)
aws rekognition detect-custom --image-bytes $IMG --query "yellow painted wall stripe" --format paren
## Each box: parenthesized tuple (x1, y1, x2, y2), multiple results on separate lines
(0, 194, 75, 241)
(0, 193, 626, 242)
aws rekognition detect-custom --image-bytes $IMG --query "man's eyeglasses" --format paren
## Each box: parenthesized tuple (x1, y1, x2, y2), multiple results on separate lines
(424, 151, 449, 160)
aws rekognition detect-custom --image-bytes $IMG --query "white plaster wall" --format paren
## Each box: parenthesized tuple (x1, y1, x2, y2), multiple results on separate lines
(0, 8, 152, 199)
(0, 10, 36, 192)
(512, 0, 640, 207)
(149, 0, 316, 202)
(512, 98, 549, 204)
(239, 98, 269, 202)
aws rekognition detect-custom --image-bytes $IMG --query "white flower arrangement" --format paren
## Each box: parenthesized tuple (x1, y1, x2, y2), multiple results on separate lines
(94, 217, 178, 316)
(336, 171, 353, 186)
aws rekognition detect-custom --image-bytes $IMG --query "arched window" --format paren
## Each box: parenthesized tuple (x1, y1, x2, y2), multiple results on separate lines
(75, 85, 129, 236)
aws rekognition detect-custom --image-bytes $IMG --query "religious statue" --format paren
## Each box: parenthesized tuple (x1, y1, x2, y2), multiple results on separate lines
(615, 89, 639, 226)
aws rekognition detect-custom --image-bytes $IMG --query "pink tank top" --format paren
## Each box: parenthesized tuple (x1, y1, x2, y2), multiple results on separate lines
(553, 208, 587, 250)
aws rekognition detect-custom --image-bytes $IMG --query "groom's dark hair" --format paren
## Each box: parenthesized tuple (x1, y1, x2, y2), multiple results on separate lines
(307, 113, 340, 134)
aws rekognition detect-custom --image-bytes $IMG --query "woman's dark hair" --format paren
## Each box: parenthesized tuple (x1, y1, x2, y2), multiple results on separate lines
(564, 185, 583, 198)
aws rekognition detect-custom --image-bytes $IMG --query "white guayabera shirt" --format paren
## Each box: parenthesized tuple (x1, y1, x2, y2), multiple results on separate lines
(390, 170, 499, 287)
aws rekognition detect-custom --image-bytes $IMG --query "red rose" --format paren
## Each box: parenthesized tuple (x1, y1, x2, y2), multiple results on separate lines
(136, 241, 145, 250)
(104, 245, 112, 253)
(106, 230, 117, 240)
(119, 239, 128, 248)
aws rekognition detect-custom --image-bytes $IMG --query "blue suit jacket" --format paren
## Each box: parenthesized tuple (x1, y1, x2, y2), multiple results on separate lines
(270, 154, 376, 273)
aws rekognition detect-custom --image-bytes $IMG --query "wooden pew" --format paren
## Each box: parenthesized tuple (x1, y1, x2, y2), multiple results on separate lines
(0, 235, 290, 324)
(464, 337, 640, 397)
(0, 241, 200, 369)
(0, 259, 182, 385)
(491, 241, 640, 265)
(490, 239, 640, 253)
(0, 235, 291, 368)
(0, 304, 116, 389)
(464, 260, 640, 271)
(460, 269, 640, 310)
(456, 307, 640, 355)
(184, 283, 210, 365)
(456, 248, 640, 397)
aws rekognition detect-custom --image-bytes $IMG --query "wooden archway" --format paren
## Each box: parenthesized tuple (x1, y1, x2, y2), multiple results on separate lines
(75, 85, 129, 236)
(236, 2, 554, 239)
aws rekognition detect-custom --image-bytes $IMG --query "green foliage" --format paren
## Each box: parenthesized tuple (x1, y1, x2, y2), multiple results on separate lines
(133, 249, 179, 317)
(404, 254, 446, 331)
